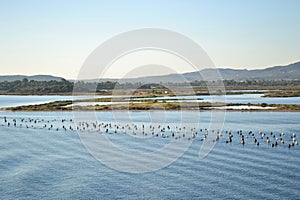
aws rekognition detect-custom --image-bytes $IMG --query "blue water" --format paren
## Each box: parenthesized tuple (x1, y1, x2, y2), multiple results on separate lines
(0, 95, 115, 108)
(131, 94, 300, 105)
(0, 111, 299, 199)
(1, 93, 299, 109)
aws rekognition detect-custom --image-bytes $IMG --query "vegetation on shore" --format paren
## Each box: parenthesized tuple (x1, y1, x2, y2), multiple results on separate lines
(0, 77, 299, 111)
(0, 78, 298, 111)
(2, 98, 300, 112)
(0, 78, 299, 98)
(263, 90, 300, 98)
(5, 101, 73, 111)
(0, 78, 73, 95)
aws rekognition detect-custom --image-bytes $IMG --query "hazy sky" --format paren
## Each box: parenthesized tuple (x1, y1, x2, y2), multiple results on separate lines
(0, 0, 299, 79)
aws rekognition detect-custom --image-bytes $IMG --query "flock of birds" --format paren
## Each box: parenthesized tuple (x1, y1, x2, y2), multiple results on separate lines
(1, 116, 298, 149)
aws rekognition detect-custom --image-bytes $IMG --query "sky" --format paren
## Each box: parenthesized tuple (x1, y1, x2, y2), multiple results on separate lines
(0, 0, 300, 79)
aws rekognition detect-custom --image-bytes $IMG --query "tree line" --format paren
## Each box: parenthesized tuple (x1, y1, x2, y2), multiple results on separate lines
(0, 78, 73, 94)
(0, 78, 298, 94)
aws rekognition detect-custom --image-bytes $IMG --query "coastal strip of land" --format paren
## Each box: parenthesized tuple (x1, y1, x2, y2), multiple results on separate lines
(1, 98, 300, 111)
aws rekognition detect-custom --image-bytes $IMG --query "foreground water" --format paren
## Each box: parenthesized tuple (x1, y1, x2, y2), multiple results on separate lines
(0, 111, 299, 199)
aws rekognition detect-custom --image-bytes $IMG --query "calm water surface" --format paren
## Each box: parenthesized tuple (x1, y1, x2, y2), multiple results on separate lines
(0, 111, 299, 199)
(135, 94, 300, 104)
(0, 95, 120, 108)
(1, 93, 299, 108)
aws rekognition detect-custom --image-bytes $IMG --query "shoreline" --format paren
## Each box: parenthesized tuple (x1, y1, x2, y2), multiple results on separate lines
(1, 104, 299, 112)
(1, 110, 300, 112)
(0, 94, 299, 112)
(0, 88, 299, 98)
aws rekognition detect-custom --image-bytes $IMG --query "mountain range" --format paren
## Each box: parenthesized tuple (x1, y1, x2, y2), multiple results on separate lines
(82, 61, 300, 83)
(0, 61, 299, 83)
(0, 75, 63, 82)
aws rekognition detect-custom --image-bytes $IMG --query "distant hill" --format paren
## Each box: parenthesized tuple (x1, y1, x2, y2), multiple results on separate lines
(1, 61, 299, 84)
(95, 61, 300, 83)
(0, 75, 64, 82)
(200, 61, 300, 81)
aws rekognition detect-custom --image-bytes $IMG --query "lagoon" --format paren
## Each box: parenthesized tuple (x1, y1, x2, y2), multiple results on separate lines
(0, 110, 299, 199)
(1, 93, 299, 109)
(133, 94, 300, 104)
(0, 95, 114, 108)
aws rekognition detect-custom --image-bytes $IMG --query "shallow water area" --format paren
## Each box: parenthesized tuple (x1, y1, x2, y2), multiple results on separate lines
(132, 93, 300, 104)
(0, 111, 299, 199)
(0, 95, 119, 108)
(1, 93, 300, 109)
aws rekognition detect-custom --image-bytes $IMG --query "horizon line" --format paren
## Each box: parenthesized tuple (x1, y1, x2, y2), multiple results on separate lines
(0, 60, 298, 80)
